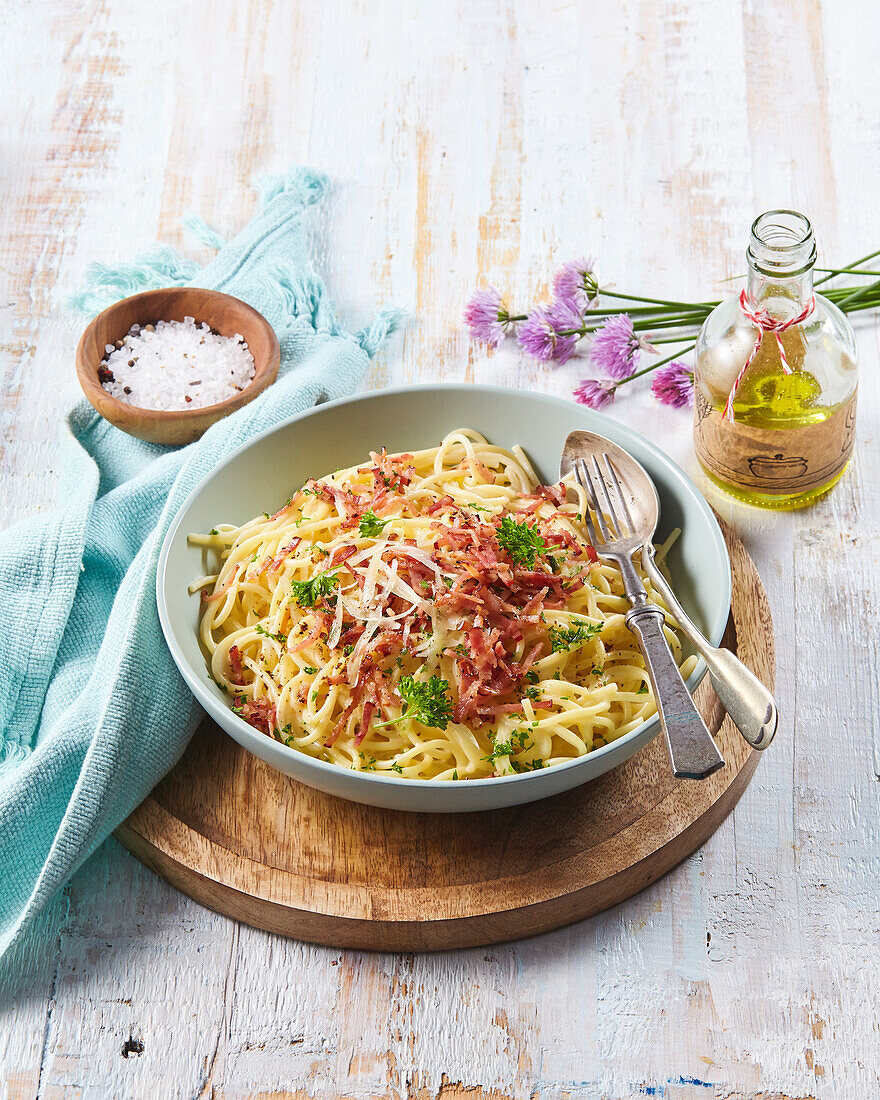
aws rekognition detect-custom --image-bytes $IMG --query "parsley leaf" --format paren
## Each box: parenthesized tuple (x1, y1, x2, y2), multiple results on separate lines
(496, 515, 547, 569)
(290, 570, 339, 607)
(548, 621, 603, 653)
(373, 674, 453, 731)
(255, 623, 287, 644)
(525, 670, 540, 684)
(509, 758, 545, 773)
(483, 730, 533, 762)
(303, 666, 318, 675)
(636, 683, 649, 695)
(358, 509, 389, 537)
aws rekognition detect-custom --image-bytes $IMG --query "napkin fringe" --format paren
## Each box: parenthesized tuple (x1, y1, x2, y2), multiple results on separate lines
(356, 309, 406, 358)
(0, 740, 30, 779)
(66, 247, 201, 316)
(180, 212, 227, 251)
(253, 165, 329, 209)
(67, 165, 331, 319)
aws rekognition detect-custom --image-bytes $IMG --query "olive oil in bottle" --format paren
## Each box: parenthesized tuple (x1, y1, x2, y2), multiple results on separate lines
(693, 210, 857, 509)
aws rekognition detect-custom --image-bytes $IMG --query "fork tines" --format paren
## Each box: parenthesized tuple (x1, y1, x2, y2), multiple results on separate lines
(575, 454, 636, 547)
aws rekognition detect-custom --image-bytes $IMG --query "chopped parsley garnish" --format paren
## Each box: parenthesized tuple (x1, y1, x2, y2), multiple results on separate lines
(343, 644, 354, 657)
(523, 686, 541, 702)
(303, 666, 318, 675)
(209, 528, 219, 536)
(496, 516, 547, 570)
(390, 761, 403, 774)
(467, 503, 490, 512)
(548, 621, 603, 653)
(208, 675, 228, 693)
(636, 683, 649, 695)
(509, 758, 545, 773)
(373, 674, 453, 731)
(483, 730, 533, 762)
(525, 670, 540, 684)
(255, 623, 287, 644)
(290, 570, 339, 607)
(358, 509, 389, 537)
(452, 770, 459, 781)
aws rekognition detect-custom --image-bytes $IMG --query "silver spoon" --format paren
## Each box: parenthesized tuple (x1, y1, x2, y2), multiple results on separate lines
(561, 430, 777, 754)
(562, 432, 723, 779)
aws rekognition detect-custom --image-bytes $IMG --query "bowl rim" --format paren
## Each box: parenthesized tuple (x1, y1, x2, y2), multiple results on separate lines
(76, 286, 281, 422)
(157, 382, 732, 791)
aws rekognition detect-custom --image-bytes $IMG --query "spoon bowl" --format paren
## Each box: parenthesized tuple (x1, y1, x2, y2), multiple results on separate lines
(562, 430, 725, 780)
(562, 429, 777, 752)
(562, 429, 662, 544)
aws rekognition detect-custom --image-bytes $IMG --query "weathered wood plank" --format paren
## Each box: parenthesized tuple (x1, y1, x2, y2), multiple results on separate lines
(1, 0, 878, 1096)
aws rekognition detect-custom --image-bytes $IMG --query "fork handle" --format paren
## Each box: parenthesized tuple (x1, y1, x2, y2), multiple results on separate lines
(626, 605, 725, 780)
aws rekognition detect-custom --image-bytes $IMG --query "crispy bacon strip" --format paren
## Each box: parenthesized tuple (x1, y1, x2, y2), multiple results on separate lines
(228, 645, 245, 685)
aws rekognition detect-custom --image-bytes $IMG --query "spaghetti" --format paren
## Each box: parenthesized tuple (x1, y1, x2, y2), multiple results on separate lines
(189, 430, 695, 780)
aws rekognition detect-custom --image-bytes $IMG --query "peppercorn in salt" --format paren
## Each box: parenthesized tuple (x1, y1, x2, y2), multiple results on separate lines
(99, 317, 255, 411)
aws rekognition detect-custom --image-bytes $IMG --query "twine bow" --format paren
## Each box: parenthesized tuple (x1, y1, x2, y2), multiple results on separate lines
(723, 289, 815, 421)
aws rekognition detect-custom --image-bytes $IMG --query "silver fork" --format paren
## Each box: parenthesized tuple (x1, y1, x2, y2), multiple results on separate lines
(575, 454, 725, 780)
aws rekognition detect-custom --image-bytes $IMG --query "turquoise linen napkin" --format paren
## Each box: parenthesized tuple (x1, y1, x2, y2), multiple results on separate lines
(0, 166, 401, 956)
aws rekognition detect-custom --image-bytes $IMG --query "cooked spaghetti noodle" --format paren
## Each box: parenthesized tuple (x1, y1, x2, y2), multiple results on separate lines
(189, 430, 696, 780)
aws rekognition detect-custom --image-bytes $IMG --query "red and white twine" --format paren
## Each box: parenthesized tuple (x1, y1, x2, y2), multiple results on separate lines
(722, 289, 815, 422)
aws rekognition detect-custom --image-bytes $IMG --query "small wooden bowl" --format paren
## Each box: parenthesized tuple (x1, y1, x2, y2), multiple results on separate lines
(76, 287, 280, 445)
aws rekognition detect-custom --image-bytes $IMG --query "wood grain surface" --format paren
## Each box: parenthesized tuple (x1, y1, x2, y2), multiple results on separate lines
(116, 523, 768, 952)
(1, 1, 878, 1097)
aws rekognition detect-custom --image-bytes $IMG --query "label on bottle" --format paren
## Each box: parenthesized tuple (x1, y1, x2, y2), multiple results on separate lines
(694, 388, 857, 495)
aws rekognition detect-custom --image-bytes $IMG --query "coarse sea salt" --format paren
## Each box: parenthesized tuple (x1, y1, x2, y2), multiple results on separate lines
(99, 317, 256, 412)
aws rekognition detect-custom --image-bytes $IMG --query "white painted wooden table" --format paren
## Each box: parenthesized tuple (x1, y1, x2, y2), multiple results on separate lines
(1, 2, 878, 1097)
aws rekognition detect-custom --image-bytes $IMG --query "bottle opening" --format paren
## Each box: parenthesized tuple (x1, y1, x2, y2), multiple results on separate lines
(748, 209, 816, 277)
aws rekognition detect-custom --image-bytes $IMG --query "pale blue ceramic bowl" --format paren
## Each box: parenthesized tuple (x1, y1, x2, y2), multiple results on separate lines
(157, 384, 731, 812)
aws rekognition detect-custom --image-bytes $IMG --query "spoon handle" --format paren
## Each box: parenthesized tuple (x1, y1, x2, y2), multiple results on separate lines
(642, 547, 777, 751)
(626, 605, 725, 780)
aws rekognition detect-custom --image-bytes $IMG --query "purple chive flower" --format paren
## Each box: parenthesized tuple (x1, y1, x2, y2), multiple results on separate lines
(651, 362, 694, 408)
(573, 378, 616, 410)
(553, 256, 598, 310)
(463, 286, 511, 347)
(589, 314, 645, 380)
(517, 297, 583, 365)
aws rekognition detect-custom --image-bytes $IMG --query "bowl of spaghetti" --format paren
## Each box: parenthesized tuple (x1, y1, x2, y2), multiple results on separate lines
(158, 384, 731, 812)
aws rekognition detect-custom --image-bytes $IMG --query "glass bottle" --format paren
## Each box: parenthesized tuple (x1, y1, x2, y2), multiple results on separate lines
(693, 210, 857, 509)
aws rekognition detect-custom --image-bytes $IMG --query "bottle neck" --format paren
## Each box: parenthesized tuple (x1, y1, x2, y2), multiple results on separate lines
(746, 266, 814, 319)
(745, 209, 816, 321)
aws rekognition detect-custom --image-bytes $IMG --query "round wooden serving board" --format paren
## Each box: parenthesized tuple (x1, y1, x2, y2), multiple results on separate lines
(118, 520, 774, 951)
